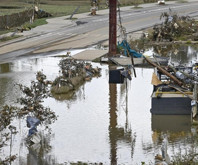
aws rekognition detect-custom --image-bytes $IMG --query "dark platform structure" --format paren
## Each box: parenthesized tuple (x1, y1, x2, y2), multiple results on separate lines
(151, 92, 192, 115)
(109, 69, 124, 84)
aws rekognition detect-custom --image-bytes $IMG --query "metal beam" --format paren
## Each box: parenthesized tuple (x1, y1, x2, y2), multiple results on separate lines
(109, 0, 117, 57)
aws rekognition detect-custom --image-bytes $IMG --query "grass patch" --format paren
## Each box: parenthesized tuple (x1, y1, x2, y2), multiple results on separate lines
(0, 0, 107, 17)
(65, 17, 78, 20)
(0, 30, 10, 35)
(186, 40, 192, 44)
(0, 1, 30, 16)
(0, 35, 21, 42)
(40, 4, 90, 17)
(22, 18, 48, 29)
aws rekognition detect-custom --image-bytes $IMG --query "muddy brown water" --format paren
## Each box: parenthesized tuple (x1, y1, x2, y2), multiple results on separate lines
(0, 45, 198, 164)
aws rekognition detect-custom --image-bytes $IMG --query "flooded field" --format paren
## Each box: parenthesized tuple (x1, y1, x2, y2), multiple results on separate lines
(1, 44, 198, 164)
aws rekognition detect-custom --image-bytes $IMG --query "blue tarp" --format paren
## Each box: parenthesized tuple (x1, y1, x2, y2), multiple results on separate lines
(118, 40, 142, 58)
(27, 116, 41, 136)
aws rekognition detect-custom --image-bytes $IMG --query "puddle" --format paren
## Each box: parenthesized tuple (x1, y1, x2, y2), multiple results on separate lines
(1, 45, 198, 164)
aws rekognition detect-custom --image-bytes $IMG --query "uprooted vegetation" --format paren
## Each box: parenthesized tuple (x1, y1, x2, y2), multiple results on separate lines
(51, 58, 101, 95)
(17, 71, 57, 123)
(151, 9, 198, 42)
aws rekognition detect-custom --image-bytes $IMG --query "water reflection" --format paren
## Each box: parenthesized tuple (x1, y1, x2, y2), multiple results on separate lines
(108, 70, 136, 164)
(144, 44, 198, 66)
(18, 132, 55, 165)
(0, 57, 60, 109)
(109, 83, 118, 164)
(151, 115, 193, 161)
(52, 82, 86, 102)
(119, 81, 136, 159)
(152, 115, 191, 133)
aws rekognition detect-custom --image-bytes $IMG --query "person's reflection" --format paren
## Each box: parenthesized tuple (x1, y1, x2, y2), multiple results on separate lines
(109, 83, 118, 165)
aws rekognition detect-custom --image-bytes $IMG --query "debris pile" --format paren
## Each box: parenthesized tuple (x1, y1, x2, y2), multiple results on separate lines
(34, 9, 52, 19)
(152, 9, 198, 42)
(146, 56, 197, 89)
(90, 0, 99, 15)
(51, 58, 101, 94)
(17, 26, 31, 33)
(34, 5, 52, 19)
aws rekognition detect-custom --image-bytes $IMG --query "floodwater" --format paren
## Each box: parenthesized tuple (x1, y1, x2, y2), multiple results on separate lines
(1, 44, 198, 165)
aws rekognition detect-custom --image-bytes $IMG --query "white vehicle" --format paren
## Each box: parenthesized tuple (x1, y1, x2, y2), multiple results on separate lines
(158, 0, 165, 5)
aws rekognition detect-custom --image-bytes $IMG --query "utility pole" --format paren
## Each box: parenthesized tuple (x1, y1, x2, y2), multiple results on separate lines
(109, 0, 117, 57)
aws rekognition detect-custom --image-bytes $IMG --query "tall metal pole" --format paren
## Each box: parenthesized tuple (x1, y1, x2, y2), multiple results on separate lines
(109, 0, 117, 57)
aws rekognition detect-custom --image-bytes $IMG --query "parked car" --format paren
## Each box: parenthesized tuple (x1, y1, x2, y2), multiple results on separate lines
(158, 0, 165, 5)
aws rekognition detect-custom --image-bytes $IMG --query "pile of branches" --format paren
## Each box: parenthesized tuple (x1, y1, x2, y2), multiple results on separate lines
(17, 71, 57, 124)
(51, 58, 101, 94)
(152, 9, 198, 42)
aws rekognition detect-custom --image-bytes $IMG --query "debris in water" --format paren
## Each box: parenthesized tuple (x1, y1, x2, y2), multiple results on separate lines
(51, 58, 101, 94)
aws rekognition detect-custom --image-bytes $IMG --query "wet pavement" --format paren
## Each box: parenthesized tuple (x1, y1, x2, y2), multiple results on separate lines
(1, 44, 198, 164)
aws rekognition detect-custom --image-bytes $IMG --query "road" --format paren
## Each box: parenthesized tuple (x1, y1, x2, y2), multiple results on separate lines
(0, 0, 198, 63)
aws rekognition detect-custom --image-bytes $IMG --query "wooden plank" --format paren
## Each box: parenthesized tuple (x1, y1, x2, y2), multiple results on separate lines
(73, 50, 108, 61)
(110, 57, 144, 66)
(145, 57, 183, 86)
